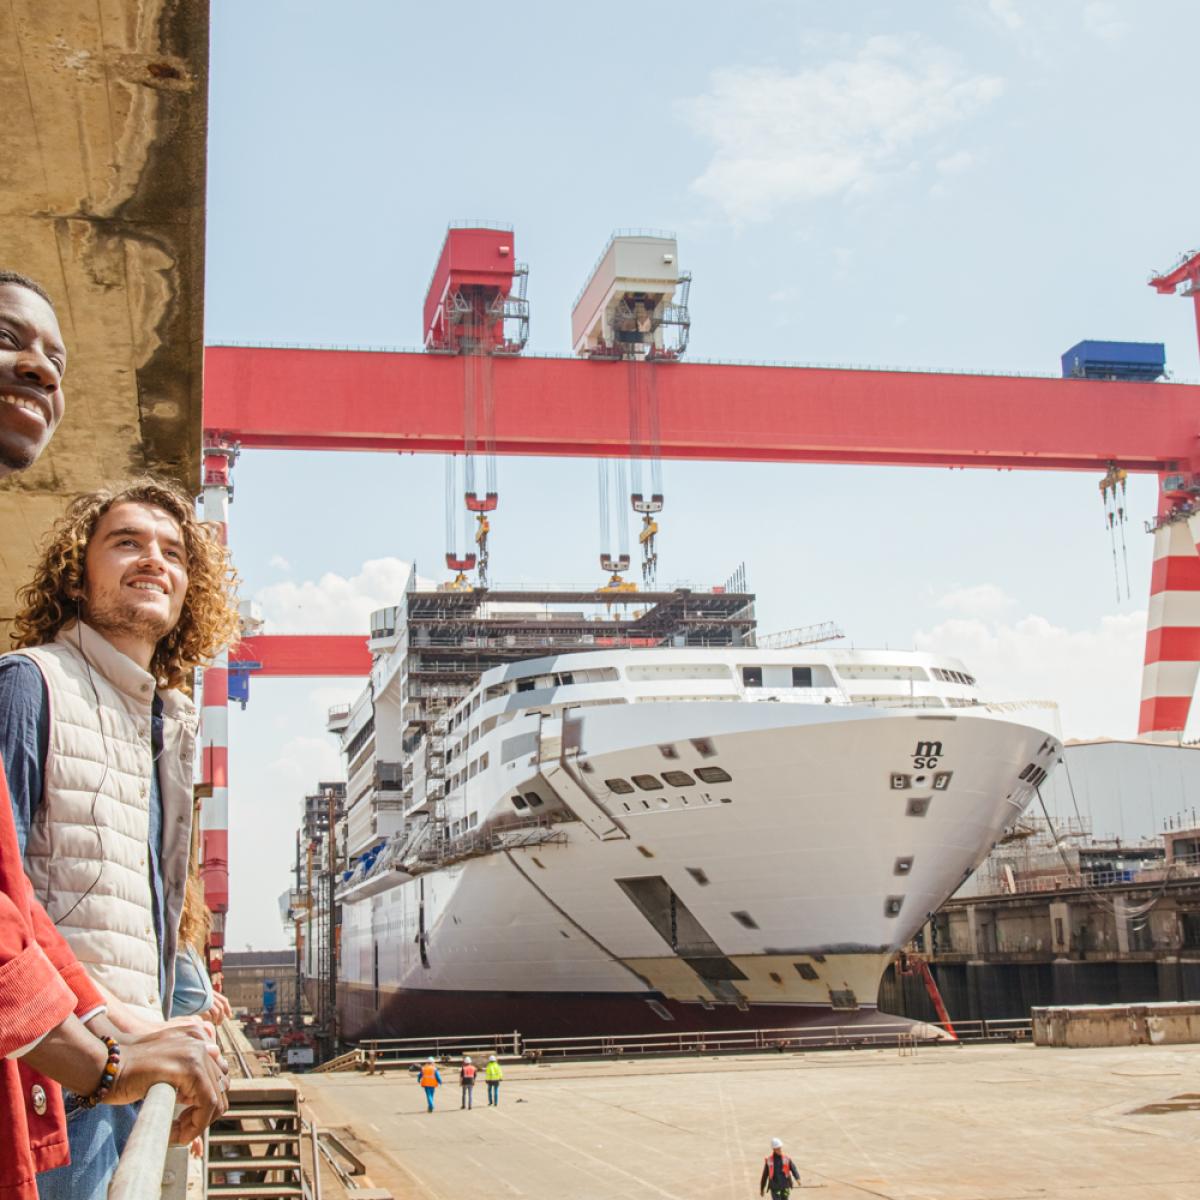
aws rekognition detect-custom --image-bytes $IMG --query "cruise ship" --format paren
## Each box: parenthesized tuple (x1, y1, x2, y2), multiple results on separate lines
(295, 582, 1061, 1040)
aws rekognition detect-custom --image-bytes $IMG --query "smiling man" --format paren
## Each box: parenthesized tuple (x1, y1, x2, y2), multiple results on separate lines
(0, 270, 66, 475)
(1, 477, 239, 1199)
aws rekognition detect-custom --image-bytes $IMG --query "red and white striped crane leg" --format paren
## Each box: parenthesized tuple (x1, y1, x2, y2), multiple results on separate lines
(199, 445, 234, 969)
(1139, 516, 1200, 742)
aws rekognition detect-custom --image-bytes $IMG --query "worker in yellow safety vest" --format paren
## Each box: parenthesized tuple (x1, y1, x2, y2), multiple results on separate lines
(418, 1057, 442, 1113)
(484, 1054, 503, 1106)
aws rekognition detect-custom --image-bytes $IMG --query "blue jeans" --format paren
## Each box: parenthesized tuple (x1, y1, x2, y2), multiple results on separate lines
(423, 1085, 436, 1111)
(487, 1081, 500, 1105)
(37, 1103, 139, 1200)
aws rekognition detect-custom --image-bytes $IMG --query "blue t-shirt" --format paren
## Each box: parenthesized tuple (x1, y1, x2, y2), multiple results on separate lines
(0, 654, 169, 1003)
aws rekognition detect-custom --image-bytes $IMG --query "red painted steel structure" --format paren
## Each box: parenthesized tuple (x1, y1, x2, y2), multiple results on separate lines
(204, 346, 1200, 473)
(231, 634, 372, 676)
(205, 343, 1200, 742)
(1150, 249, 1200, 353)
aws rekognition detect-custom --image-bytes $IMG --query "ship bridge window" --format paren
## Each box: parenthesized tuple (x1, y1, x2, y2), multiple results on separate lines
(839, 664, 930, 681)
(632, 774, 664, 791)
(510, 795, 528, 810)
(792, 667, 813, 688)
(793, 962, 819, 981)
(661, 770, 696, 788)
(524, 792, 544, 808)
(694, 766, 732, 784)
(605, 778, 636, 795)
(741, 667, 763, 688)
(517, 679, 536, 693)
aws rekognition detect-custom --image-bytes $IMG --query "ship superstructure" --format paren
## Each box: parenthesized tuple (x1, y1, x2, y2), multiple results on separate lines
(296, 580, 1061, 1041)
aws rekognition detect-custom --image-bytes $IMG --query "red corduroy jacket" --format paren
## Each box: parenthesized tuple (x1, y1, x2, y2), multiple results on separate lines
(0, 761, 106, 1200)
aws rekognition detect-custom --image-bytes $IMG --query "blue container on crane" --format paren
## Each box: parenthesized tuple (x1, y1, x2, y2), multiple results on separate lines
(1061, 340, 1165, 381)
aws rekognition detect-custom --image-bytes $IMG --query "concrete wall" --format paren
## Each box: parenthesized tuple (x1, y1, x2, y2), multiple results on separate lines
(1032, 1002, 1200, 1047)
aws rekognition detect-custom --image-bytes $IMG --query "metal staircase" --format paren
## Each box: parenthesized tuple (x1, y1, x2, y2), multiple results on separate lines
(207, 1079, 305, 1199)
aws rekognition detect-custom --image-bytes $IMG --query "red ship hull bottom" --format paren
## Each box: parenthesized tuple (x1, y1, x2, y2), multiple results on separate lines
(331, 983, 911, 1044)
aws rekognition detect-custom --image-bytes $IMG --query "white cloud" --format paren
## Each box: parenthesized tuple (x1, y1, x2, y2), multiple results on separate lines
(1083, 2, 1129, 42)
(681, 36, 1002, 221)
(937, 583, 1017, 618)
(936, 150, 975, 175)
(914, 608, 1147, 740)
(268, 554, 291, 571)
(253, 556, 417, 634)
(987, 0, 1024, 30)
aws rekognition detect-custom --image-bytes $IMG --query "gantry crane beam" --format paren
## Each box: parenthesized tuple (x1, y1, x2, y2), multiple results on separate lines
(231, 634, 371, 676)
(203, 345, 1200, 474)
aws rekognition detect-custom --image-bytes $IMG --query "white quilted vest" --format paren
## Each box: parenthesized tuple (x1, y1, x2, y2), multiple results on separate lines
(12, 621, 197, 1021)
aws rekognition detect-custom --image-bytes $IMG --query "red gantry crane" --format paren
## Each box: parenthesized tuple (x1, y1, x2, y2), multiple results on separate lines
(196, 231, 1200, 968)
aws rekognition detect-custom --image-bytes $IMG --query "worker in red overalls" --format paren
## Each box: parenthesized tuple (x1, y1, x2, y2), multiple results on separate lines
(418, 1057, 442, 1113)
(760, 1137, 801, 1197)
(459, 1055, 477, 1109)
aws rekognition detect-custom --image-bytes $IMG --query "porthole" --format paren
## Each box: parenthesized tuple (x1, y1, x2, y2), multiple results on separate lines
(695, 766, 732, 784)
(884, 895, 904, 918)
(605, 778, 635, 795)
(632, 774, 664, 791)
(894, 856, 914, 876)
(662, 770, 696, 788)
(933, 772, 953, 791)
(906, 797, 931, 817)
(719, 797, 733, 805)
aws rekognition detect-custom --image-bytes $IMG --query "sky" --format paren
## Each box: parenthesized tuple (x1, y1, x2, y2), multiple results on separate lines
(204, 0, 1200, 949)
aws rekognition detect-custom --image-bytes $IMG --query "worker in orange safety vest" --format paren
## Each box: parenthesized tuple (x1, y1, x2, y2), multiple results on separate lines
(418, 1057, 442, 1112)
(760, 1138, 800, 1197)
(459, 1055, 477, 1109)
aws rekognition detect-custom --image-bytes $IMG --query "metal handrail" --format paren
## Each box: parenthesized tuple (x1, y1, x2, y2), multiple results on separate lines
(107, 1081, 177, 1200)
(357, 1017, 1032, 1064)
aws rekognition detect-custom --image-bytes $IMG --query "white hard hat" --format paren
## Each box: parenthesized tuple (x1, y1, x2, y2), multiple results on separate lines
(426, 1056, 435, 1063)
(488, 1054, 496, 1061)
(464, 1055, 472, 1062)
(771, 1138, 783, 1150)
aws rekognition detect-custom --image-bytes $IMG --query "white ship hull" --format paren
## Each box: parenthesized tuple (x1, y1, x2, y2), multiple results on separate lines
(326, 692, 1059, 1039)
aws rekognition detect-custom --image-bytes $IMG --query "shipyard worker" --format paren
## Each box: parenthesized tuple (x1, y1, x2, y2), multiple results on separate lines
(1, 473, 240, 1200)
(460, 1054, 477, 1109)
(484, 1053, 503, 1105)
(419, 1056, 442, 1112)
(0, 273, 230, 1200)
(760, 1138, 801, 1198)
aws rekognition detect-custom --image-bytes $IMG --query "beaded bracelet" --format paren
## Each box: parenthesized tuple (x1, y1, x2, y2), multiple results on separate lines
(77, 1036, 121, 1109)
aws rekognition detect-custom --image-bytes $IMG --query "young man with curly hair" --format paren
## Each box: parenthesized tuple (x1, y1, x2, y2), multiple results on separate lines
(0, 274, 232, 1200)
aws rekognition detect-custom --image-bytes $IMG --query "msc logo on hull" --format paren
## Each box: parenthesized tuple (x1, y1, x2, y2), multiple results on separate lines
(912, 740, 943, 770)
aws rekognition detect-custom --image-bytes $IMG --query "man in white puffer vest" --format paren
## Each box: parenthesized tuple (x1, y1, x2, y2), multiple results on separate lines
(2, 476, 239, 1200)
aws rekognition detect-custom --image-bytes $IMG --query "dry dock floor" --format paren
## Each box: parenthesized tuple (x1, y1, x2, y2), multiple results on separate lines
(295, 1042, 1199, 1200)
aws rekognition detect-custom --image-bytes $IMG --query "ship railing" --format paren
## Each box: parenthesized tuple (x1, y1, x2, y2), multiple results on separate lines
(968, 850, 1200, 898)
(357, 1031, 523, 1066)
(355, 1018, 1032, 1067)
(107, 1083, 179, 1200)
